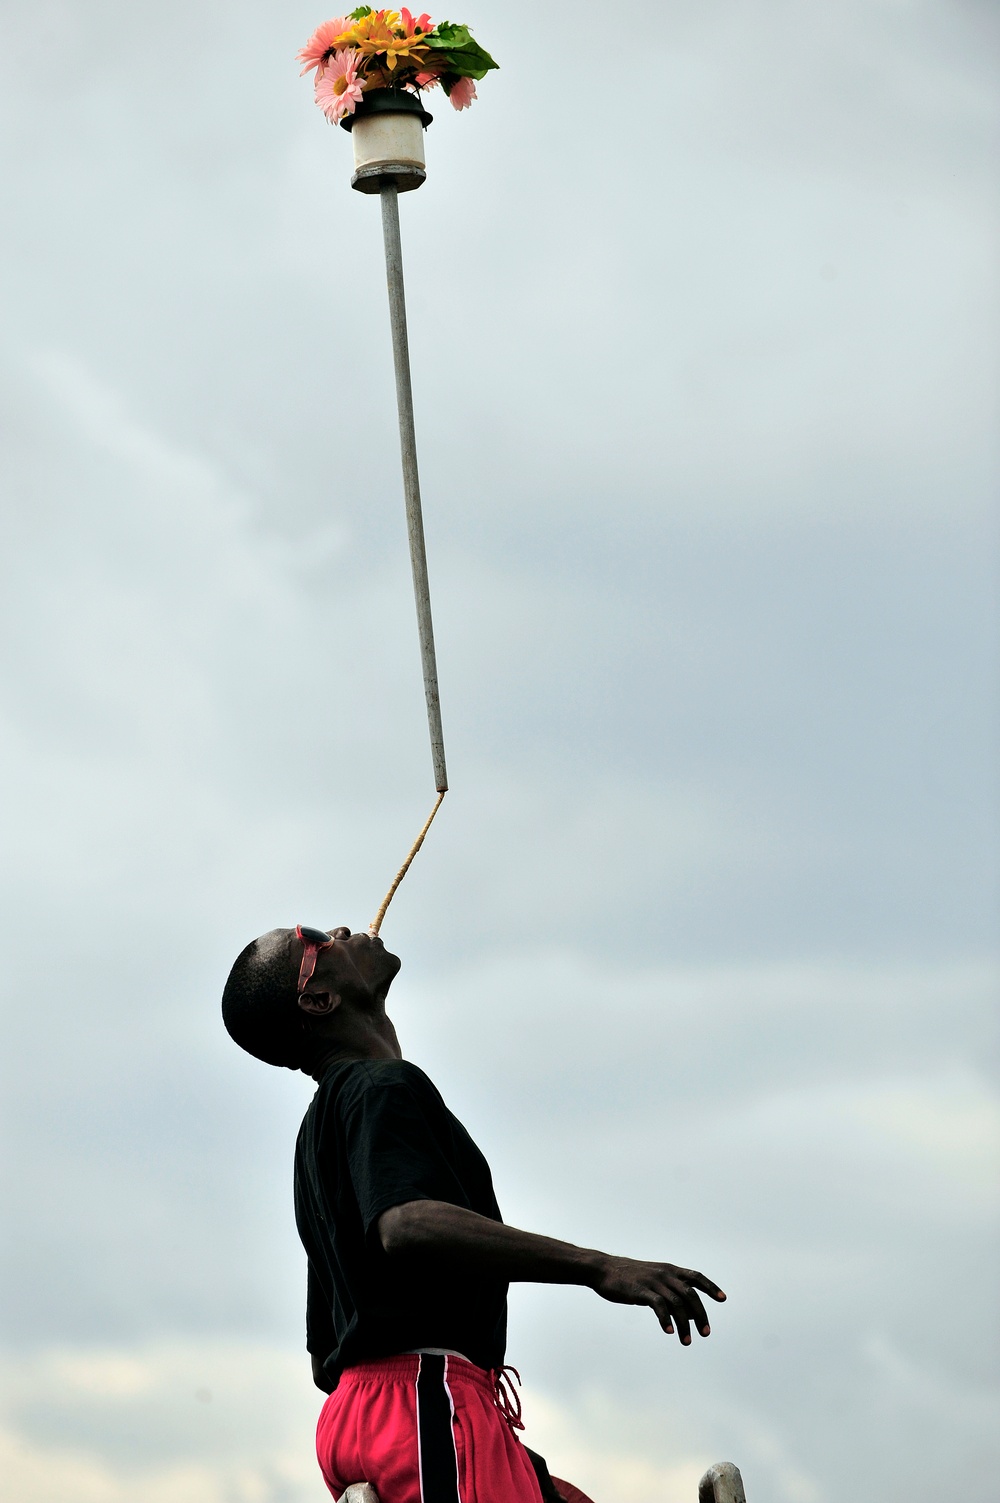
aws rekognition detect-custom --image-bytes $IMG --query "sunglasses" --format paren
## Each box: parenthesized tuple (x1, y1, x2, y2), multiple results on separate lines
(295, 925, 335, 994)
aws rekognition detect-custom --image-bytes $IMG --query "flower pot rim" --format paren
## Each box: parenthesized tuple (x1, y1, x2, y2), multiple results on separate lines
(340, 88, 434, 133)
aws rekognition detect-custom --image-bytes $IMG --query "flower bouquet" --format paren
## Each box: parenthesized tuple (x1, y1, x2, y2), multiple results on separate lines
(297, 8, 499, 124)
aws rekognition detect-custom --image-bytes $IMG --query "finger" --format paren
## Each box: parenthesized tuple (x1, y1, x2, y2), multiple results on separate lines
(655, 1277, 709, 1338)
(679, 1268, 724, 1304)
(677, 1285, 711, 1338)
(665, 1297, 692, 1346)
(651, 1297, 675, 1336)
(687, 1270, 727, 1303)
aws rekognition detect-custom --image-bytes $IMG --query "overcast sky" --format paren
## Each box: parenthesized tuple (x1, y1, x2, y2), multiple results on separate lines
(1, 2, 998, 1502)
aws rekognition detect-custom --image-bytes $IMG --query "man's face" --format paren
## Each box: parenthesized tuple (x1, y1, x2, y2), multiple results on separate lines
(292, 926, 403, 1064)
(299, 926, 402, 1003)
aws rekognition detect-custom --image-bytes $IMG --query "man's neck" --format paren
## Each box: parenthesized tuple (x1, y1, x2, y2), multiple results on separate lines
(308, 1044, 364, 1081)
(307, 1033, 400, 1082)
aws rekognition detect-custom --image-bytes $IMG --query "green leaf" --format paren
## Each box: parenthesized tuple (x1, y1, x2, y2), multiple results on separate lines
(348, 5, 374, 18)
(425, 30, 499, 79)
(430, 22, 470, 46)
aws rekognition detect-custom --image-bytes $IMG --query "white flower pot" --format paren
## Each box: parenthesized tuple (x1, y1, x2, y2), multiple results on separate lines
(343, 91, 433, 195)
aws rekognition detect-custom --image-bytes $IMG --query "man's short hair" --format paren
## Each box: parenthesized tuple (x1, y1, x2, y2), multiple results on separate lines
(221, 930, 306, 1070)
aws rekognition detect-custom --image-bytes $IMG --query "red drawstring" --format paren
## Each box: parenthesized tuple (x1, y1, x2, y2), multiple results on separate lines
(490, 1365, 524, 1431)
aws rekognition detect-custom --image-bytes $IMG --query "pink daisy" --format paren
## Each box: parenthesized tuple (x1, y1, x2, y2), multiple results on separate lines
(296, 17, 353, 77)
(315, 48, 365, 123)
(448, 76, 477, 110)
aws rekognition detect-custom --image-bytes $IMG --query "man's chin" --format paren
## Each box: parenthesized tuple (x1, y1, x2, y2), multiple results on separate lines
(352, 933, 399, 967)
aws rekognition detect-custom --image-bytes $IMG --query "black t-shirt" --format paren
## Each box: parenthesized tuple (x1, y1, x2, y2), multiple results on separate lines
(294, 1058, 508, 1387)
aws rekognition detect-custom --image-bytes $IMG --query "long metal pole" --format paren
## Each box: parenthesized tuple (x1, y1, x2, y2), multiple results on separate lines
(379, 182, 449, 794)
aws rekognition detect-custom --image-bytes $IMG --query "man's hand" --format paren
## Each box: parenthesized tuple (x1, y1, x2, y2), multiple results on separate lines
(378, 1200, 726, 1345)
(590, 1255, 726, 1345)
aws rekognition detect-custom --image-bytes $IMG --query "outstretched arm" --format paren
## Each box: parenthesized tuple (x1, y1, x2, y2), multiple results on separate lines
(378, 1200, 726, 1346)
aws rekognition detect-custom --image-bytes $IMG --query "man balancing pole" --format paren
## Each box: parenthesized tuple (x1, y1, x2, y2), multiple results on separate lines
(222, 923, 727, 1503)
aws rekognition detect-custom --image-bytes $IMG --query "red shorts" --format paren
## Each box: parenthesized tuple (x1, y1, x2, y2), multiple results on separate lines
(316, 1354, 544, 1503)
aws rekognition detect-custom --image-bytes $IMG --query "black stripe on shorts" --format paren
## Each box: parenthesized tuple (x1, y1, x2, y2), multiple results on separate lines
(417, 1354, 461, 1503)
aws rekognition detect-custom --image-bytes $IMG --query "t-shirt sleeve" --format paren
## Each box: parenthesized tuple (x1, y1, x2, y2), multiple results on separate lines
(341, 1069, 473, 1238)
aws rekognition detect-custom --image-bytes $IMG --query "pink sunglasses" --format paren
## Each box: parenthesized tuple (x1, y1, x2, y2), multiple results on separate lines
(295, 925, 335, 994)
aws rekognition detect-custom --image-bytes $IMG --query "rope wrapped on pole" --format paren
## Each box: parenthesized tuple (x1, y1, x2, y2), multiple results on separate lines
(369, 790, 445, 937)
